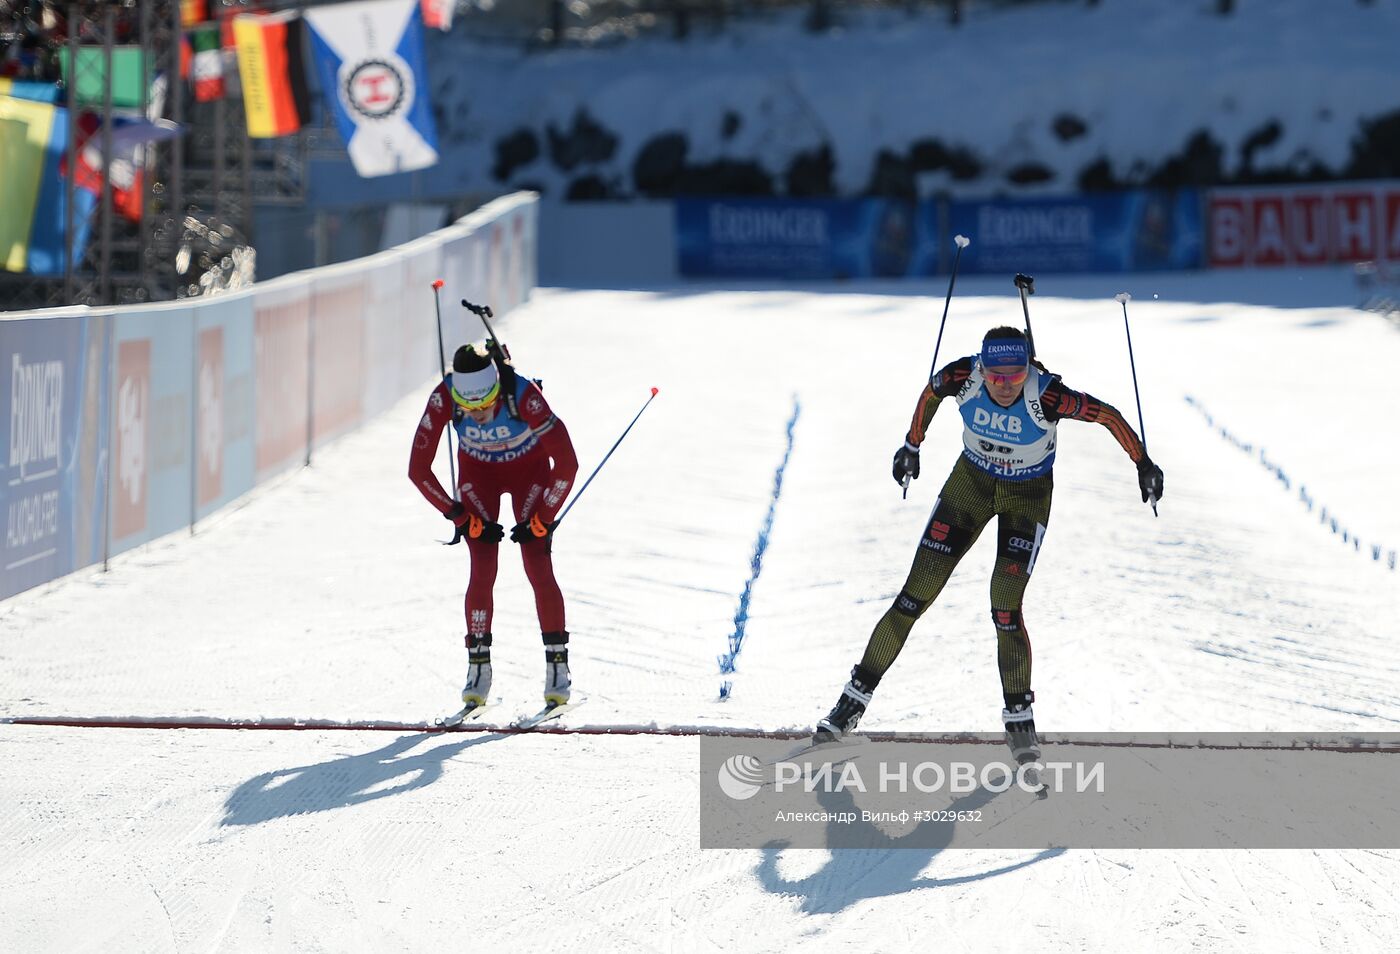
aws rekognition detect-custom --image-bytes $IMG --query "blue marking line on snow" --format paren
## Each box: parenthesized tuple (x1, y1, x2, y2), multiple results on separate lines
(1185, 395, 1395, 571)
(717, 397, 801, 699)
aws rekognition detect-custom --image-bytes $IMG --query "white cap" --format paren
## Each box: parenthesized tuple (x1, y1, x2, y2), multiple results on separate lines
(450, 363, 499, 407)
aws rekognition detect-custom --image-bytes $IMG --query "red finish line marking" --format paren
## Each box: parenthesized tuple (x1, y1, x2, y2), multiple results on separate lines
(3, 717, 1400, 752)
(1, 716, 808, 739)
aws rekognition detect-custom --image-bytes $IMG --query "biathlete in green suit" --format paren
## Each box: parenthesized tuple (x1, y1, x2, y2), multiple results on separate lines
(814, 325, 1164, 762)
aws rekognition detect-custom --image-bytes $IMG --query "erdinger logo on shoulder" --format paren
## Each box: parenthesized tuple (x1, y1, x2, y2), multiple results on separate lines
(341, 55, 414, 121)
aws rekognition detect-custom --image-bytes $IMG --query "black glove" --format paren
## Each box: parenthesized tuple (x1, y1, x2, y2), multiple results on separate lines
(1137, 458, 1164, 504)
(892, 441, 920, 487)
(510, 513, 557, 543)
(445, 503, 503, 545)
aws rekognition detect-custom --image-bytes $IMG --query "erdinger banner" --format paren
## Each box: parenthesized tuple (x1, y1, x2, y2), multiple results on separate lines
(677, 198, 936, 279)
(946, 191, 1203, 274)
(1, 314, 110, 601)
(303, 0, 439, 178)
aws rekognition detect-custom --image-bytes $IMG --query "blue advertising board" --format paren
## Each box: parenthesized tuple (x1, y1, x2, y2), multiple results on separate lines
(946, 190, 1203, 274)
(108, 306, 196, 557)
(194, 294, 256, 521)
(677, 198, 937, 279)
(0, 313, 111, 601)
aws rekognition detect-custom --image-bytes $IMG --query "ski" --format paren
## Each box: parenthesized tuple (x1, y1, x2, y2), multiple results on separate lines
(789, 734, 862, 762)
(1003, 712, 1047, 798)
(1017, 758, 1050, 799)
(435, 700, 495, 729)
(761, 734, 864, 774)
(511, 697, 583, 730)
(992, 752, 1049, 799)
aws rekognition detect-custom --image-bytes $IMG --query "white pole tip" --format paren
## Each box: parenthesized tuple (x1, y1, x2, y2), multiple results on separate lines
(953, 235, 970, 248)
(1114, 292, 1131, 303)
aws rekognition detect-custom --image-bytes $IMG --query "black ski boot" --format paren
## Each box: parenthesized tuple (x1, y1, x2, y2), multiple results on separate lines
(543, 631, 571, 706)
(814, 666, 879, 744)
(462, 634, 493, 707)
(1002, 692, 1040, 763)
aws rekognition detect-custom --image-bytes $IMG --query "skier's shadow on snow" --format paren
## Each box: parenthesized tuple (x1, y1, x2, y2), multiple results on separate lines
(220, 732, 503, 827)
(755, 776, 1065, 915)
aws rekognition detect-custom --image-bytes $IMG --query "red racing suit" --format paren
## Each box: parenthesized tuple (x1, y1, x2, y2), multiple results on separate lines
(408, 373, 579, 639)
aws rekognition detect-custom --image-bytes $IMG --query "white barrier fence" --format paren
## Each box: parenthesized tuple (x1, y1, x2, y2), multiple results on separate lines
(1, 192, 538, 602)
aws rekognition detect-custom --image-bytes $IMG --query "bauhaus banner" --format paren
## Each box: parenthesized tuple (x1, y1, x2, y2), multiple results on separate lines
(303, 0, 439, 178)
(1207, 182, 1400, 267)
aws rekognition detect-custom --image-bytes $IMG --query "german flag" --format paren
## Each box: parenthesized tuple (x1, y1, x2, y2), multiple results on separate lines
(233, 12, 310, 139)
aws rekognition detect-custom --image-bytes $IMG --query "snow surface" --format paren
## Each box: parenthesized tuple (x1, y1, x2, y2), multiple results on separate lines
(405, 0, 1400, 200)
(4, 268, 1400, 951)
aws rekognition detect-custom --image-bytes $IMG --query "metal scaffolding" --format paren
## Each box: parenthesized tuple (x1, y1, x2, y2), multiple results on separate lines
(1, 0, 307, 311)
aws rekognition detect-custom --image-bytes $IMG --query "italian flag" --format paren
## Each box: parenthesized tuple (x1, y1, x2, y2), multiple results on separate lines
(233, 12, 310, 138)
(191, 25, 224, 102)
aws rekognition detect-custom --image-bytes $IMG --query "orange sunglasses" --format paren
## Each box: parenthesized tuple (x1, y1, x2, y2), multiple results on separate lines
(985, 368, 1028, 387)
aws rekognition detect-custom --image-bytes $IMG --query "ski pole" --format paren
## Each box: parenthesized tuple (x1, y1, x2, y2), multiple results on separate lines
(925, 234, 972, 382)
(431, 279, 458, 502)
(1014, 273, 1037, 359)
(1116, 292, 1157, 517)
(554, 388, 660, 528)
(904, 234, 972, 500)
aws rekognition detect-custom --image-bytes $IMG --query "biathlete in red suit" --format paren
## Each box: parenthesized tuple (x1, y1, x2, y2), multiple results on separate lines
(408, 342, 579, 707)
